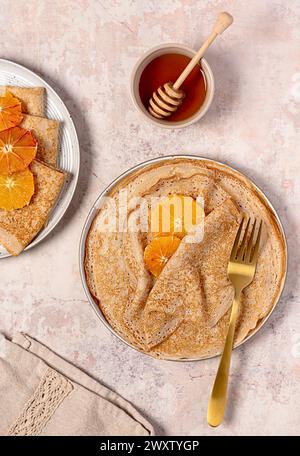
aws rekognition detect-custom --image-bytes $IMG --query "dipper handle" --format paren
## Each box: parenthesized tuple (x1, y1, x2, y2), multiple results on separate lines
(173, 12, 233, 91)
(213, 12, 234, 35)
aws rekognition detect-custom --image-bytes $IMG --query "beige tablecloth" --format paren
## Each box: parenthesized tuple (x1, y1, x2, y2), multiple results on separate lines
(0, 333, 154, 436)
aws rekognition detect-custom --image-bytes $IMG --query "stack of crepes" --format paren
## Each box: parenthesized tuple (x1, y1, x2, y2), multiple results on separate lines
(0, 86, 65, 256)
(85, 158, 286, 359)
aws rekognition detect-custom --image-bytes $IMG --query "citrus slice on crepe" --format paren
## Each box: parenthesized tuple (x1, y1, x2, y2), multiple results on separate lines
(150, 194, 204, 238)
(0, 126, 37, 175)
(0, 168, 35, 211)
(144, 235, 181, 277)
(0, 92, 23, 132)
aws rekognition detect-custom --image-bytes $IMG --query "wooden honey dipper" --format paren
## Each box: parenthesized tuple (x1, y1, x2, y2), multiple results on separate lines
(148, 12, 233, 119)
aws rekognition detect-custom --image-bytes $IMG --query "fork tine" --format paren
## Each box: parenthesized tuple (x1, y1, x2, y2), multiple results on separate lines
(237, 218, 250, 260)
(244, 219, 257, 262)
(230, 217, 245, 260)
(251, 220, 262, 264)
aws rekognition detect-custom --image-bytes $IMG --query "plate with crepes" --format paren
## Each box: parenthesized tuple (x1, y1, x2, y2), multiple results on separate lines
(0, 59, 80, 258)
(80, 155, 287, 361)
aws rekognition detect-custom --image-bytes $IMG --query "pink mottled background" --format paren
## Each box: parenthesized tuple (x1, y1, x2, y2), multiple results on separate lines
(0, 0, 300, 436)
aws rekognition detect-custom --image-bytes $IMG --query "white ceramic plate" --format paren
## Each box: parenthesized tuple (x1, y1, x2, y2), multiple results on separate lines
(0, 59, 80, 258)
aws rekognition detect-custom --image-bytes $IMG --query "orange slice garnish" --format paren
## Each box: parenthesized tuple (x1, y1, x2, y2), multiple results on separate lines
(0, 91, 23, 132)
(0, 126, 37, 175)
(150, 194, 204, 239)
(144, 235, 181, 277)
(0, 167, 35, 211)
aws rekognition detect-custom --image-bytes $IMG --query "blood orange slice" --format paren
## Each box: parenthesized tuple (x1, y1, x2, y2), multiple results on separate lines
(144, 235, 181, 277)
(0, 167, 35, 211)
(0, 91, 23, 132)
(150, 194, 204, 239)
(0, 126, 37, 175)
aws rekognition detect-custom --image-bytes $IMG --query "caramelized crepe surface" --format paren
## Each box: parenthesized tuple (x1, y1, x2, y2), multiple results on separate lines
(85, 159, 286, 359)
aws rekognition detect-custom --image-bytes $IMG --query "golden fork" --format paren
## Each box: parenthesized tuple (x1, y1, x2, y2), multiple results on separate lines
(207, 217, 262, 427)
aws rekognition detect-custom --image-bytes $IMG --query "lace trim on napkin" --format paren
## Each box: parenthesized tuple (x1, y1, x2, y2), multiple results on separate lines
(8, 367, 73, 436)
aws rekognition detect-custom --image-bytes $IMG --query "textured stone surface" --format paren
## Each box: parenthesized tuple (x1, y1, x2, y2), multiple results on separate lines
(0, 0, 299, 436)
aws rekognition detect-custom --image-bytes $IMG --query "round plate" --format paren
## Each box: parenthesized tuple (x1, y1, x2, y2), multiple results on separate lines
(0, 59, 80, 258)
(79, 155, 287, 361)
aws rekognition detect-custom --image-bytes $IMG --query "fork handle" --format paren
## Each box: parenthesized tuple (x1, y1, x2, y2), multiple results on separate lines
(207, 291, 241, 427)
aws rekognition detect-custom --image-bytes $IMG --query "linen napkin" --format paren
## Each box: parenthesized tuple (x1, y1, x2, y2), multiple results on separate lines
(0, 333, 154, 436)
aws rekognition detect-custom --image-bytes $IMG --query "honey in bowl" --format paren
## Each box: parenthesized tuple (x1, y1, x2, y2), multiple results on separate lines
(139, 53, 206, 122)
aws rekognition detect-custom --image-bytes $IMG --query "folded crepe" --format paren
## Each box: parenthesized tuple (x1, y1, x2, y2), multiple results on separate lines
(85, 158, 286, 359)
(0, 160, 65, 256)
(141, 171, 230, 215)
(124, 199, 241, 349)
(21, 114, 59, 166)
(0, 86, 45, 116)
(0, 87, 59, 165)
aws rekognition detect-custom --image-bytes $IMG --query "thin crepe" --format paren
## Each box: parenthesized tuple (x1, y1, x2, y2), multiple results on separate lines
(85, 158, 286, 359)
(140, 199, 241, 349)
(0, 86, 45, 116)
(1, 86, 59, 165)
(0, 160, 65, 256)
(21, 114, 59, 166)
